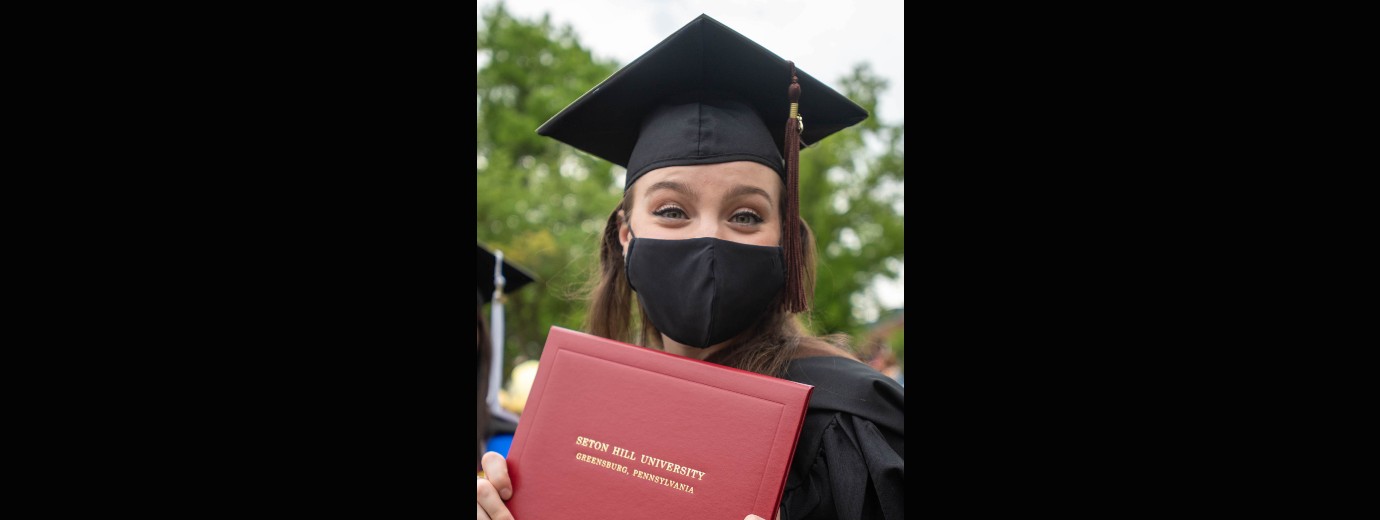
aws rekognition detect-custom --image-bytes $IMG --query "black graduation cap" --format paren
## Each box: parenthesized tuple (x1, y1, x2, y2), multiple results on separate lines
(536, 14, 867, 313)
(537, 14, 867, 190)
(477, 243, 536, 305)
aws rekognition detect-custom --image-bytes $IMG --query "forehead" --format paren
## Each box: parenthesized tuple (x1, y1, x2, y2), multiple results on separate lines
(631, 161, 783, 197)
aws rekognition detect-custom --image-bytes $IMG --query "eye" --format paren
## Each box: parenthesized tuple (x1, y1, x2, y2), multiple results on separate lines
(652, 205, 688, 220)
(729, 210, 764, 225)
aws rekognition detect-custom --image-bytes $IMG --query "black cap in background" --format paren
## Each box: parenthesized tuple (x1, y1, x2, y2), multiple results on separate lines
(477, 243, 536, 305)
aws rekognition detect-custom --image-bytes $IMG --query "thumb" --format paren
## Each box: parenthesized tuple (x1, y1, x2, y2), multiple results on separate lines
(745, 516, 766, 520)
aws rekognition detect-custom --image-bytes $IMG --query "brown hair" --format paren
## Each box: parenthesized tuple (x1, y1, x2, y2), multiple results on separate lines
(584, 193, 854, 378)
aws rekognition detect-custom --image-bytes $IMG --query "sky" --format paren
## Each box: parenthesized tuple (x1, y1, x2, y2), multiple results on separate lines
(478, 0, 905, 318)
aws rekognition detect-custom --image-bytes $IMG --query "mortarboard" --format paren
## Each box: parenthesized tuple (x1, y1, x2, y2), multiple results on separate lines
(477, 243, 536, 305)
(536, 14, 867, 313)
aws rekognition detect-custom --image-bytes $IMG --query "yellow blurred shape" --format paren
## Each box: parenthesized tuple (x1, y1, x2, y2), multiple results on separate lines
(499, 360, 540, 414)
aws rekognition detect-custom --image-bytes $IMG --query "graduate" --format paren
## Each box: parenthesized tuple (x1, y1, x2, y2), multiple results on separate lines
(476, 243, 535, 472)
(477, 14, 903, 520)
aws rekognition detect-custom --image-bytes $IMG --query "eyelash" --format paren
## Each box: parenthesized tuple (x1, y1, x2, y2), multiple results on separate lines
(730, 210, 764, 225)
(653, 205, 687, 219)
(651, 205, 765, 225)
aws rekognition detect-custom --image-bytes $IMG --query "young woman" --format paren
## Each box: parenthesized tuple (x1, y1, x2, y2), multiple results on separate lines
(477, 15, 903, 520)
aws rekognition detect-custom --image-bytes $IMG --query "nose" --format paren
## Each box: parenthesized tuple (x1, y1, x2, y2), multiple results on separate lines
(690, 219, 732, 241)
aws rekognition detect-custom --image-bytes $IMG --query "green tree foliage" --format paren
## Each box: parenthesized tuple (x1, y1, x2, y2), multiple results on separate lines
(478, 3, 903, 378)
(478, 2, 620, 376)
(889, 328, 905, 366)
(796, 63, 906, 338)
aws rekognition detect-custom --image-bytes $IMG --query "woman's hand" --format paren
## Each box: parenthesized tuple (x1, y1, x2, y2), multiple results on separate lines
(477, 451, 515, 520)
(745, 509, 782, 520)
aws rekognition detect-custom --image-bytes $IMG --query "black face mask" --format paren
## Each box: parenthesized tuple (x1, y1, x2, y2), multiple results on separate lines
(625, 229, 785, 348)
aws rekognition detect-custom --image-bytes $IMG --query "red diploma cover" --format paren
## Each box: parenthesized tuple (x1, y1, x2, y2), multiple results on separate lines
(505, 326, 814, 520)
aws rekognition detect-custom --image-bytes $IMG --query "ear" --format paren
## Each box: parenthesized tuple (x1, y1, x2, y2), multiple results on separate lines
(617, 209, 630, 257)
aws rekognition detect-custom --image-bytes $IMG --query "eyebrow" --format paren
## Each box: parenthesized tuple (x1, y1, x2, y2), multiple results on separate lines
(642, 181, 774, 208)
(726, 185, 774, 209)
(643, 181, 696, 200)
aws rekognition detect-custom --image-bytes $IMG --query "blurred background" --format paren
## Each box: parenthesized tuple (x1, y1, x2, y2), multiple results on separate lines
(477, 0, 906, 398)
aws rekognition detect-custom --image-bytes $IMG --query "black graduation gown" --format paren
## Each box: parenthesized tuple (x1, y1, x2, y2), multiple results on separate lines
(780, 356, 905, 520)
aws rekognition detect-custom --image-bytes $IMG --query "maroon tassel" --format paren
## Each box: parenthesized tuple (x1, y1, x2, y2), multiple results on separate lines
(782, 62, 807, 313)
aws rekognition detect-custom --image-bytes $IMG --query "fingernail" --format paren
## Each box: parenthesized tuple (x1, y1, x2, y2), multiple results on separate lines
(501, 487, 512, 500)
